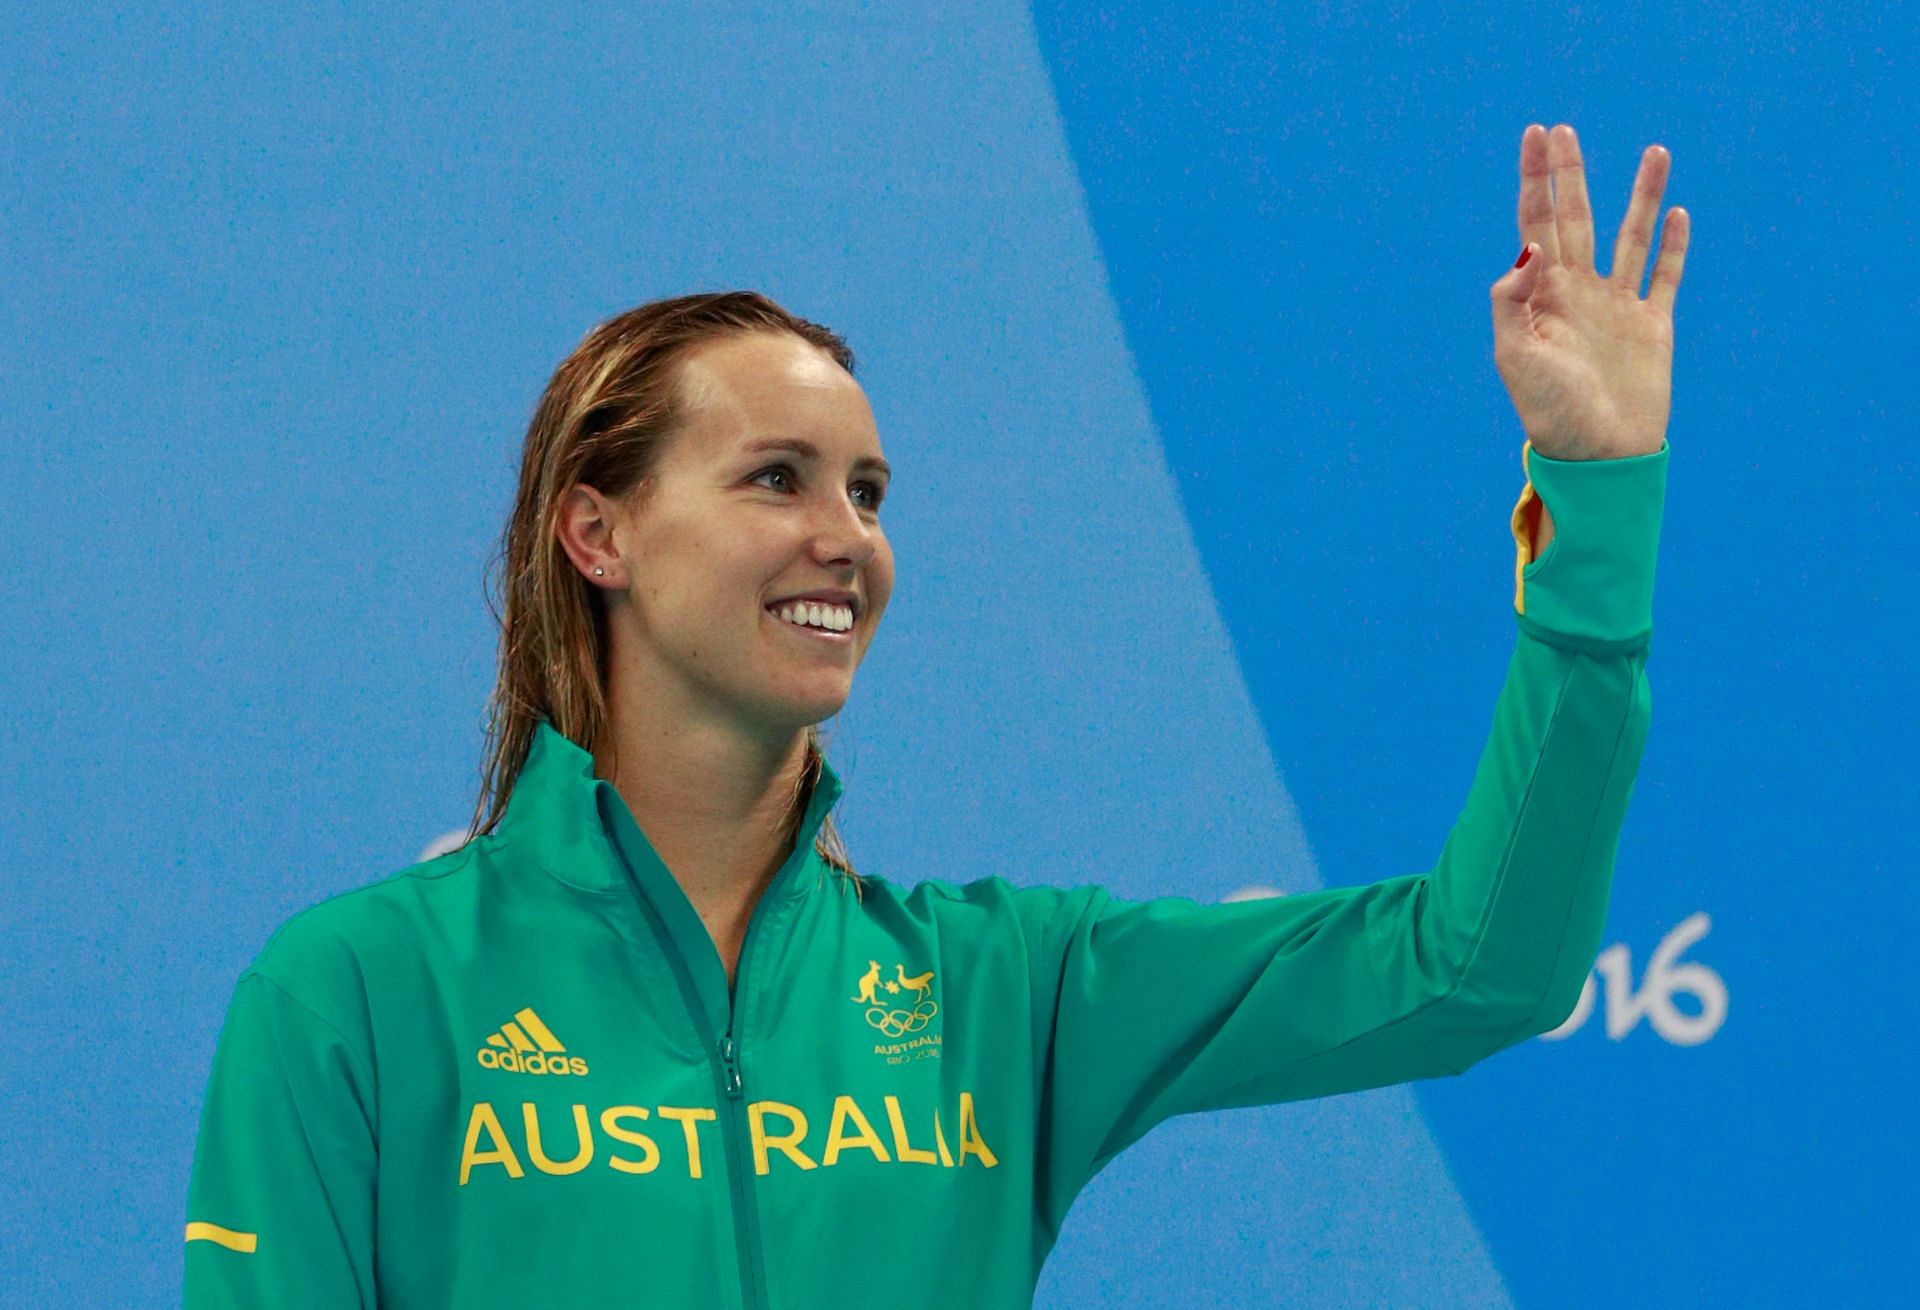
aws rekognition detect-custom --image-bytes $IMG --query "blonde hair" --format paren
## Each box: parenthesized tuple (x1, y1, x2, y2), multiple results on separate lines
(464, 290, 864, 894)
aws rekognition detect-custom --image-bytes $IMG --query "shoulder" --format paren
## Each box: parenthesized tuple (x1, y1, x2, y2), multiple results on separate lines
(242, 838, 489, 1020)
(843, 868, 1109, 948)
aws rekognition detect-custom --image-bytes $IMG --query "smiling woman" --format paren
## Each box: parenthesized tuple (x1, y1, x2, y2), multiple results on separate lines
(185, 252, 1671, 1308)
(480, 293, 893, 915)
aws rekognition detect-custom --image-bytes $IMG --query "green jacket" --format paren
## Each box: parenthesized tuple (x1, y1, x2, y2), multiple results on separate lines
(183, 439, 1668, 1308)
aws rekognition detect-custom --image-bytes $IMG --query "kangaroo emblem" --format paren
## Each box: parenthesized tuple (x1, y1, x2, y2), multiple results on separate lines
(851, 959, 884, 1004)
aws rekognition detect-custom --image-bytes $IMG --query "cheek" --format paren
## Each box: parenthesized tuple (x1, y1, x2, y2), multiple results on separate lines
(870, 546, 898, 615)
(667, 515, 760, 582)
(638, 522, 758, 630)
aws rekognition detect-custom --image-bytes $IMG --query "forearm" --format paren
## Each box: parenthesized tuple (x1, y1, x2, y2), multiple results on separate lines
(1412, 437, 1673, 1054)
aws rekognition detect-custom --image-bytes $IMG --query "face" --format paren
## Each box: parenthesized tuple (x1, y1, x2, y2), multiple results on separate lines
(565, 330, 895, 742)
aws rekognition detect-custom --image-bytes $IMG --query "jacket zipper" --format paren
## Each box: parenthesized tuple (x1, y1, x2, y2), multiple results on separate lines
(713, 1020, 763, 1310)
(715, 1020, 766, 1310)
(716, 920, 774, 1310)
(643, 934, 759, 1310)
(632, 905, 768, 1310)
(603, 784, 819, 1310)
(620, 832, 812, 1309)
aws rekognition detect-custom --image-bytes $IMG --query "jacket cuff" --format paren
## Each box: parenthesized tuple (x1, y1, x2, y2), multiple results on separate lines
(1508, 437, 1669, 654)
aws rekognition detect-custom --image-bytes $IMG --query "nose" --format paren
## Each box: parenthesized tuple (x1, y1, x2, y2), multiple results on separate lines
(806, 490, 882, 569)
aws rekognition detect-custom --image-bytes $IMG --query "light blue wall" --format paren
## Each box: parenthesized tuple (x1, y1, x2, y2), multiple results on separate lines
(3, 3, 1911, 1304)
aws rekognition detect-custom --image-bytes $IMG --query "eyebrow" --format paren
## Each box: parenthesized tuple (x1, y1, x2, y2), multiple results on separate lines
(743, 437, 890, 480)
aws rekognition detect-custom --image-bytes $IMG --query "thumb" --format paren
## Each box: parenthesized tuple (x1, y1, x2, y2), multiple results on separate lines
(1491, 243, 1542, 346)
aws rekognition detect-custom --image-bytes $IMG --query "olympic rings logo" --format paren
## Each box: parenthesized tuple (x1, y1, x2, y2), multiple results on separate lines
(864, 998, 939, 1037)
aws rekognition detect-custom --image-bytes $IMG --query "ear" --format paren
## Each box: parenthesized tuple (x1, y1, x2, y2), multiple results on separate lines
(556, 483, 625, 586)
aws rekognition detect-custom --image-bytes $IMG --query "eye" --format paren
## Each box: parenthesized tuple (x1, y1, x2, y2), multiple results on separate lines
(751, 464, 887, 512)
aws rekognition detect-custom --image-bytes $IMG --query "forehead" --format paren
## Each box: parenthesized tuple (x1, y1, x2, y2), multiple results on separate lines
(669, 331, 870, 450)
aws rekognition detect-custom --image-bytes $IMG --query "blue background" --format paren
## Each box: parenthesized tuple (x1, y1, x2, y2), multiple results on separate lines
(4, 3, 1913, 1305)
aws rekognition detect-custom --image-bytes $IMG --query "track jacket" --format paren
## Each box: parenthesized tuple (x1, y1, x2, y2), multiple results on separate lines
(183, 437, 1669, 1308)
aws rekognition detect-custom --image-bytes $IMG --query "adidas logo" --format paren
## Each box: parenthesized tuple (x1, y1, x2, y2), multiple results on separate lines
(476, 1006, 589, 1076)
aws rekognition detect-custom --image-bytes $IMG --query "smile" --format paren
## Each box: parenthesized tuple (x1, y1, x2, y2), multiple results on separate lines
(764, 606, 855, 644)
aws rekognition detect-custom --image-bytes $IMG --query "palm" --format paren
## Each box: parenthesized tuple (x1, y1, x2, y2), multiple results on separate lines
(1492, 124, 1690, 461)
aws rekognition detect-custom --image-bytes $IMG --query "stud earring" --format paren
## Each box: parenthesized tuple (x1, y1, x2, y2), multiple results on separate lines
(593, 567, 605, 577)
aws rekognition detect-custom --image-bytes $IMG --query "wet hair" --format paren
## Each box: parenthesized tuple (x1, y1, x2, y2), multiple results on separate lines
(463, 290, 864, 894)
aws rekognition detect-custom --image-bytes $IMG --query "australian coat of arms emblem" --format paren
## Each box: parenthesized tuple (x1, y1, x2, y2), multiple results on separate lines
(850, 959, 940, 1040)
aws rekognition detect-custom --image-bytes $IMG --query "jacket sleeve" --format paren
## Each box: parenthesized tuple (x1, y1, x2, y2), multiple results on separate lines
(183, 969, 378, 1308)
(1018, 438, 1668, 1230)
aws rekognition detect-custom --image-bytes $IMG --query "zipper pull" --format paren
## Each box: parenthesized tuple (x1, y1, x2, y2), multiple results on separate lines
(719, 1036, 743, 1099)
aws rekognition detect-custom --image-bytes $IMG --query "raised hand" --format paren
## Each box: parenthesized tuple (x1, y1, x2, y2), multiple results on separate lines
(1490, 124, 1689, 462)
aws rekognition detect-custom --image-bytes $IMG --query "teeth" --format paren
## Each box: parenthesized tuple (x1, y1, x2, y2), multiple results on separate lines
(773, 602, 853, 632)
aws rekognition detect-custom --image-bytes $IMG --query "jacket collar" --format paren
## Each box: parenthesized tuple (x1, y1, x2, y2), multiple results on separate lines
(492, 718, 845, 906)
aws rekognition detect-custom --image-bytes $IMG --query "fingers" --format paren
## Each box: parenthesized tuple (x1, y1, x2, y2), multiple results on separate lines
(1546, 125, 1596, 271)
(1610, 145, 1671, 297)
(1646, 206, 1690, 317)
(1490, 237, 1544, 350)
(1518, 125, 1559, 265)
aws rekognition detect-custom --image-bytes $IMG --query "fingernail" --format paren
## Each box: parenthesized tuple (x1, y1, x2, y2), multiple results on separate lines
(1514, 244, 1533, 269)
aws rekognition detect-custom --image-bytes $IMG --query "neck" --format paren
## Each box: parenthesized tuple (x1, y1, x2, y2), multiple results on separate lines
(593, 662, 813, 932)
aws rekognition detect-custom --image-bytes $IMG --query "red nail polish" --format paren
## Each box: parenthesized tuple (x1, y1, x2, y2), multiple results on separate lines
(1514, 244, 1533, 269)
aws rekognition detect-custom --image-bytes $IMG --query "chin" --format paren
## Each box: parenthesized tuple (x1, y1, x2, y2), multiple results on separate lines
(758, 683, 853, 730)
(795, 692, 853, 726)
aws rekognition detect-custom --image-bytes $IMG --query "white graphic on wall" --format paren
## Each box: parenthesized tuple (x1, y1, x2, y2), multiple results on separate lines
(1538, 911, 1727, 1046)
(419, 828, 471, 863)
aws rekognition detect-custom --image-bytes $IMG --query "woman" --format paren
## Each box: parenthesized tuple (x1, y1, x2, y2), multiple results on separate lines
(184, 123, 1687, 1308)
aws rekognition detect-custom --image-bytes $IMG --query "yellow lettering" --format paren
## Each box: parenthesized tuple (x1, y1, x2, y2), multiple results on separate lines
(458, 1102, 523, 1185)
(523, 1103, 594, 1175)
(957, 1091, 998, 1168)
(656, 1105, 717, 1179)
(822, 1095, 890, 1166)
(599, 1106, 661, 1174)
(932, 1105, 954, 1167)
(749, 1101, 816, 1174)
(459, 1095, 985, 1182)
(884, 1095, 938, 1164)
